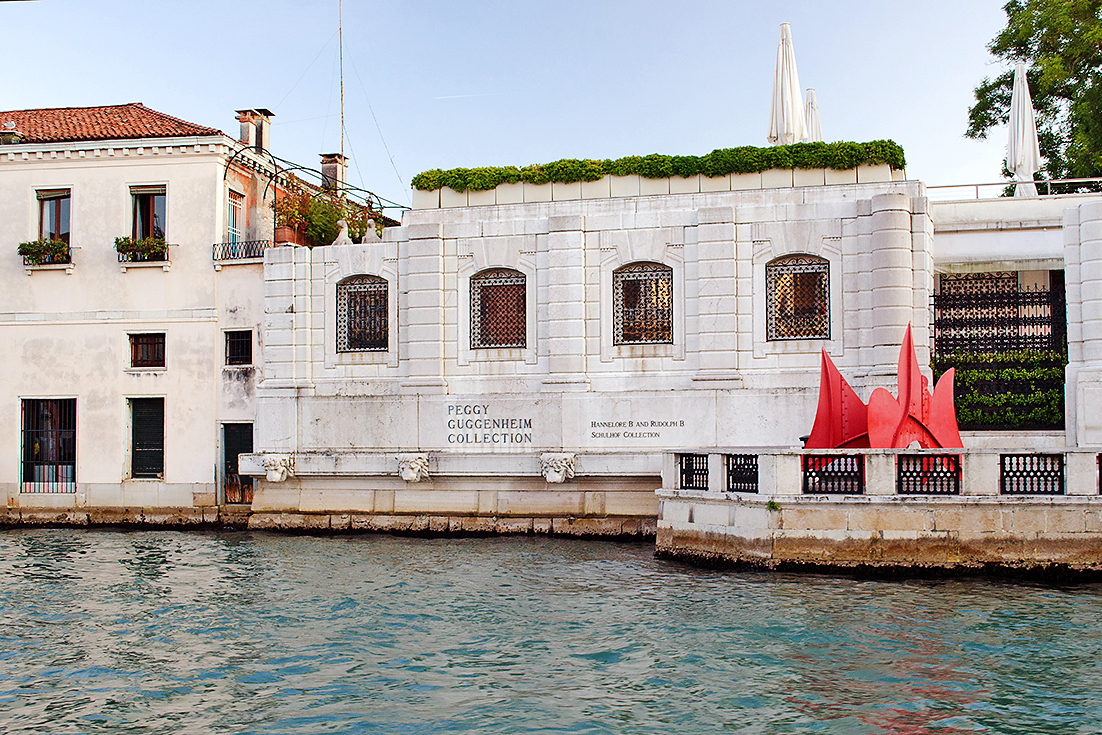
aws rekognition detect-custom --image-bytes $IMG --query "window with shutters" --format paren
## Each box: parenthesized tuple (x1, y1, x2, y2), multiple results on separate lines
(130, 397, 164, 479)
(337, 275, 388, 352)
(21, 398, 76, 492)
(471, 268, 526, 348)
(613, 262, 673, 345)
(130, 333, 165, 368)
(766, 254, 830, 340)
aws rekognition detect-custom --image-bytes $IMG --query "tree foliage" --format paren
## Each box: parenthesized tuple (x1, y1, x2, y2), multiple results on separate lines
(967, 0, 1102, 181)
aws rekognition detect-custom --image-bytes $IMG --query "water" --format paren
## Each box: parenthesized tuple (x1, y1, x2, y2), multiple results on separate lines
(1, 530, 1100, 734)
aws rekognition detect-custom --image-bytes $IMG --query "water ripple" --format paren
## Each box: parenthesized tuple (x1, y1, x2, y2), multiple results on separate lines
(1, 530, 1101, 733)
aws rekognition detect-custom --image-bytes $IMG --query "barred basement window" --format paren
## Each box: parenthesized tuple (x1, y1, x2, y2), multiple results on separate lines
(338, 275, 388, 352)
(225, 330, 252, 365)
(21, 398, 76, 492)
(767, 254, 830, 340)
(471, 268, 526, 348)
(614, 262, 673, 345)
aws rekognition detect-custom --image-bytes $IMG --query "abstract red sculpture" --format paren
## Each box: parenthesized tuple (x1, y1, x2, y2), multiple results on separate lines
(804, 324, 963, 449)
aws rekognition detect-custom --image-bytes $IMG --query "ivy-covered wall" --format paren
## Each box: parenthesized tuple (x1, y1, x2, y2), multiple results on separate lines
(933, 351, 1067, 431)
(412, 140, 906, 192)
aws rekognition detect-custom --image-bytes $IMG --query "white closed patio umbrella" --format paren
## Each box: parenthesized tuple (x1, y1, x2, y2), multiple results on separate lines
(804, 88, 822, 143)
(1008, 62, 1042, 197)
(767, 23, 807, 145)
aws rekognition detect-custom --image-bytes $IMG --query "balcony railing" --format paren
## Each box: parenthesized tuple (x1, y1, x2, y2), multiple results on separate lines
(213, 239, 272, 262)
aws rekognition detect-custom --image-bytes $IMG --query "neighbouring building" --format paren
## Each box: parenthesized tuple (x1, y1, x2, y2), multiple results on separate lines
(0, 103, 279, 520)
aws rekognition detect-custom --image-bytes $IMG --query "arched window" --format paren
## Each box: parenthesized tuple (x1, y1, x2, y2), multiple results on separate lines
(613, 262, 673, 345)
(471, 268, 526, 348)
(337, 275, 388, 352)
(766, 254, 829, 340)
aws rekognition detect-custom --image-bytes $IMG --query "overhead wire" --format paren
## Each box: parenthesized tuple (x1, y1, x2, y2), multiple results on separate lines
(275, 31, 338, 111)
(351, 59, 409, 204)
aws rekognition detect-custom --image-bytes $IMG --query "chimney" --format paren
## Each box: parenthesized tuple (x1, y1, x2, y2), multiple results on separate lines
(235, 108, 274, 152)
(320, 153, 348, 193)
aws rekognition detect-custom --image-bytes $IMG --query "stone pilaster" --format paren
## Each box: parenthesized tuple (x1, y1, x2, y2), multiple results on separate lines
(1066, 200, 1102, 446)
(542, 215, 589, 390)
(869, 192, 914, 377)
(402, 222, 448, 393)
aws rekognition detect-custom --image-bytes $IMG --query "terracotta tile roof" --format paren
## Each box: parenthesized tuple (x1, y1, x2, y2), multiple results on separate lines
(0, 103, 223, 144)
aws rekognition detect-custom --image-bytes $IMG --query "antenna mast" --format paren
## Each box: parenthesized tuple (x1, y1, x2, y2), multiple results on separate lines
(339, 0, 345, 192)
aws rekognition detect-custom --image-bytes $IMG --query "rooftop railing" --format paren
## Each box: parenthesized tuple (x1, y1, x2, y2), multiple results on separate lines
(927, 177, 1102, 202)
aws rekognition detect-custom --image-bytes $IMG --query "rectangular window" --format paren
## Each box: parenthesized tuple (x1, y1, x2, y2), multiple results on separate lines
(37, 189, 71, 244)
(131, 186, 166, 240)
(225, 330, 252, 366)
(227, 190, 244, 243)
(21, 398, 76, 492)
(130, 333, 165, 369)
(223, 423, 254, 504)
(130, 397, 164, 479)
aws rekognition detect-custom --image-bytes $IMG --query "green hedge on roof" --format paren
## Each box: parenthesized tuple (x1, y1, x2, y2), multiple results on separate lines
(411, 140, 905, 192)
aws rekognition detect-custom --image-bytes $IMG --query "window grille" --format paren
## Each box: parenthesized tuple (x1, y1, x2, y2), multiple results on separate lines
(227, 190, 244, 243)
(225, 330, 252, 366)
(223, 423, 253, 504)
(130, 333, 165, 368)
(767, 255, 829, 340)
(679, 454, 709, 490)
(337, 276, 388, 352)
(21, 399, 76, 493)
(471, 268, 526, 348)
(1000, 453, 1064, 495)
(802, 454, 864, 494)
(725, 454, 759, 493)
(897, 454, 961, 495)
(614, 262, 673, 345)
(131, 397, 164, 479)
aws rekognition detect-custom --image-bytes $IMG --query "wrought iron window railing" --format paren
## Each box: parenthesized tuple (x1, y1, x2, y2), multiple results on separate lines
(767, 255, 830, 340)
(471, 269, 526, 348)
(802, 454, 864, 494)
(897, 454, 961, 495)
(118, 248, 168, 263)
(933, 273, 1065, 357)
(679, 454, 709, 490)
(1000, 453, 1064, 495)
(726, 454, 759, 493)
(213, 239, 272, 262)
(614, 262, 673, 345)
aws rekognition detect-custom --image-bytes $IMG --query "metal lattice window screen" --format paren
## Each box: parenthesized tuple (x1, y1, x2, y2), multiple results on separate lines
(679, 454, 709, 490)
(933, 272, 1065, 356)
(897, 454, 961, 495)
(471, 269, 526, 348)
(767, 255, 830, 340)
(725, 454, 759, 493)
(614, 262, 673, 345)
(338, 276, 388, 352)
(21, 399, 76, 492)
(1000, 453, 1064, 495)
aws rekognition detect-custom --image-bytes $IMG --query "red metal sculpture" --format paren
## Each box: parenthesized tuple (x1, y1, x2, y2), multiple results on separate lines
(804, 324, 963, 449)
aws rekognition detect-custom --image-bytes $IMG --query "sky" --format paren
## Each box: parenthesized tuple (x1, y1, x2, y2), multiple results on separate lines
(2, 0, 1013, 214)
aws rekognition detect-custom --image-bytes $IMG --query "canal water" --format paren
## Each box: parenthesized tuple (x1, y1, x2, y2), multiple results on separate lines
(1, 530, 1100, 734)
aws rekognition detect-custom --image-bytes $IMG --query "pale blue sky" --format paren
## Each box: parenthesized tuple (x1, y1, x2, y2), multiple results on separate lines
(3, 0, 1011, 211)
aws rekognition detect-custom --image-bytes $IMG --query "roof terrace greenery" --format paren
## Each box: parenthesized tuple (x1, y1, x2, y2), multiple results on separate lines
(412, 140, 906, 192)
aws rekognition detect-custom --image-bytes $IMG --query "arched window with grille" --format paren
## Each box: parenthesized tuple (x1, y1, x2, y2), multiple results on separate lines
(337, 275, 389, 352)
(471, 268, 526, 348)
(766, 254, 830, 340)
(613, 262, 673, 345)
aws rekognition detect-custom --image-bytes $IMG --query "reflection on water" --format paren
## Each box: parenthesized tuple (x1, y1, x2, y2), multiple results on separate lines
(1, 529, 1100, 734)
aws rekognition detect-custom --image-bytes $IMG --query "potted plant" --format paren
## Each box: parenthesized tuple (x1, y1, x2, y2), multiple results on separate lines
(115, 236, 168, 262)
(274, 174, 383, 247)
(18, 238, 70, 266)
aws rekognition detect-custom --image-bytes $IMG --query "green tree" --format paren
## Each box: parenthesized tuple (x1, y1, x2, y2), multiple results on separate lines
(966, 0, 1102, 182)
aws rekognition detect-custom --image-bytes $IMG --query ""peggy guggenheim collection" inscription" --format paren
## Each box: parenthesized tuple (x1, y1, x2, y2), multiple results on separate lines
(446, 404, 533, 444)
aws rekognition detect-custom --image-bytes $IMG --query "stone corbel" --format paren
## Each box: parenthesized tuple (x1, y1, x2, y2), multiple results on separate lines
(397, 453, 430, 482)
(263, 454, 294, 483)
(540, 453, 576, 484)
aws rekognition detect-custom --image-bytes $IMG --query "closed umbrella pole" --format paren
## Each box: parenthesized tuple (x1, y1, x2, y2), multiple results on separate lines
(1008, 62, 1042, 197)
(804, 88, 822, 143)
(768, 23, 807, 146)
